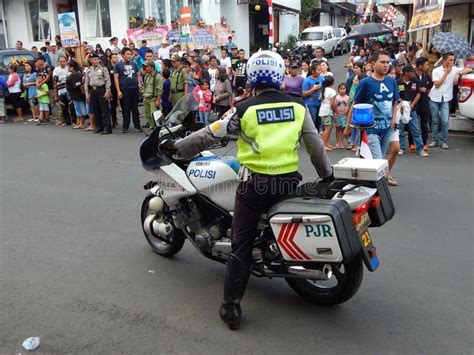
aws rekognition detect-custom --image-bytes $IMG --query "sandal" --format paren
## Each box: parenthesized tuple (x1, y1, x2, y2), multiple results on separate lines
(386, 176, 398, 186)
(84, 126, 94, 131)
(324, 146, 333, 151)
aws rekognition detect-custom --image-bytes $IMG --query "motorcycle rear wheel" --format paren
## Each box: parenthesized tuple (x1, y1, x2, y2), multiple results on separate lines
(141, 194, 185, 257)
(285, 255, 363, 306)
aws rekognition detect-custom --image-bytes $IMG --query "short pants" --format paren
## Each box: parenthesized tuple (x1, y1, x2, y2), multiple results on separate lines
(39, 102, 49, 112)
(73, 100, 87, 116)
(8, 92, 23, 109)
(322, 115, 343, 127)
(390, 129, 399, 142)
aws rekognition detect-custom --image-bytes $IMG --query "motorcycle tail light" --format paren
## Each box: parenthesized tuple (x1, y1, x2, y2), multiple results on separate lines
(371, 196, 381, 208)
(355, 202, 369, 214)
(459, 78, 474, 103)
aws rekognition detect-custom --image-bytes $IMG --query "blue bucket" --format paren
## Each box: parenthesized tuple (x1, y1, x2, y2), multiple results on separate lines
(352, 104, 374, 128)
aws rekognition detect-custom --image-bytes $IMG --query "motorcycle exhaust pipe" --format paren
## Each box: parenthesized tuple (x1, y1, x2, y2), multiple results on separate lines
(264, 264, 332, 280)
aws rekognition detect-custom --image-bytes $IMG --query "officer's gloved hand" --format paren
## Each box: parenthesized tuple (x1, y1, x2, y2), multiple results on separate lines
(316, 173, 335, 199)
(158, 139, 177, 155)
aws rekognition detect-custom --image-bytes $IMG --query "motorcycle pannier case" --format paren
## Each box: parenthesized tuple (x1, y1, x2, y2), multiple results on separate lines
(333, 158, 388, 182)
(267, 198, 361, 264)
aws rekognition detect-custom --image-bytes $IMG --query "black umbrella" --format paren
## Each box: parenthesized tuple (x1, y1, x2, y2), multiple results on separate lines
(347, 23, 393, 39)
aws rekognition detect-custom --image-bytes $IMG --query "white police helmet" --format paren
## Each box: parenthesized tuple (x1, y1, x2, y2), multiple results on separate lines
(246, 50, 285, 89)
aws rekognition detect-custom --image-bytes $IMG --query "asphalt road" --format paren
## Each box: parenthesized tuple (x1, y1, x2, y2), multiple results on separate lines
(1, 54, 473, 354)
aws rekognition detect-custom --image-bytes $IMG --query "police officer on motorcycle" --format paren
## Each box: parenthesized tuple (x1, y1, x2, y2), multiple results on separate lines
(160, 51, 333, 330)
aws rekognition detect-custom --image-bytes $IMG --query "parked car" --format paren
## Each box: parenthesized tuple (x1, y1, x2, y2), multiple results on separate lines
(0, 49, 36, 77)
(0, 50, 36, 110)
(296, 26, 338, 58)
(459, 73, 474, 119)
(334, 28, 349, 55)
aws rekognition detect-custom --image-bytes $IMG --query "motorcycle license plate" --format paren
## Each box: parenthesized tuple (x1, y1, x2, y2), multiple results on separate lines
(356, 213, 380, 271)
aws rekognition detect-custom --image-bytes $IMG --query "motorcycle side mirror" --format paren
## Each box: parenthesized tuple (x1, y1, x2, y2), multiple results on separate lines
(153, 110, 163, 125)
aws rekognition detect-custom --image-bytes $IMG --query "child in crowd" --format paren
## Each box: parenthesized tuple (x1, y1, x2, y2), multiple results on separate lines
(132, 48, 144, 71)
(193, 79, 212, 124)
(66, 61, 86, 129)
(36, 78, 51, 125)
(23, 62, 39, 122)
(318, 75, 337, 151)
(332, 83, 349, 149)
(0, 75, 7, 123)
(161, 69, 172, 118)
(348, 73, 367, 151)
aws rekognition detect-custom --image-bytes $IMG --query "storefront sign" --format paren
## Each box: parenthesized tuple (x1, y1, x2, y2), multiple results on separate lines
(409, 0, 446, 32)
(58, 12, 80, 48)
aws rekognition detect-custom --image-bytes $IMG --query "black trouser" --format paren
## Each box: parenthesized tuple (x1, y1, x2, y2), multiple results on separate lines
(122, 87, 140, 130)
(90, 87, 111, 132)
(110, 86, 123, 126)
(231, 172, 301, 267)
(450, 84, 459, 114)
(58, 94, 71, 125)
(418, 110, 431, 145)
(217, 105, 231, 119)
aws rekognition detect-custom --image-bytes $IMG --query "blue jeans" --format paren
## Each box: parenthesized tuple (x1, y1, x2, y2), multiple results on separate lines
(198, 111, 210, 124)
(350, 128, 360, 145)
(306, 105, 321, 132)
(429, 100, 449, 144)
(367, 130, 392, 159)
(399, 111, 424, 153)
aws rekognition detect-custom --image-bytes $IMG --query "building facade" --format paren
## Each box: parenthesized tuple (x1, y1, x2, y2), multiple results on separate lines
(1, 0, 300, 54)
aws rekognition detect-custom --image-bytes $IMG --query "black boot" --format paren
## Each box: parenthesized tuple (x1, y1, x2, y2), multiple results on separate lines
(219, 253, 250, 330)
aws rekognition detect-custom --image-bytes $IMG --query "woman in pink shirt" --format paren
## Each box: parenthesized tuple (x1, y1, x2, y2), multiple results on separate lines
(7, 64, 23, 122)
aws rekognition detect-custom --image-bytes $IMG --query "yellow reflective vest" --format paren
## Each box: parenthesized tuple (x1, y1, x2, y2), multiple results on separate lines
(236, 93, 306, 175)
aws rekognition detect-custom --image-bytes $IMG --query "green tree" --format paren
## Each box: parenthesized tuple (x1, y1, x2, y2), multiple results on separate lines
(300, 0, 320, 31)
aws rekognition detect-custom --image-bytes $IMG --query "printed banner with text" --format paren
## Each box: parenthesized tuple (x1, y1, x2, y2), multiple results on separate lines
(409, 0, 446, 32)
(58, 12, 80, 48)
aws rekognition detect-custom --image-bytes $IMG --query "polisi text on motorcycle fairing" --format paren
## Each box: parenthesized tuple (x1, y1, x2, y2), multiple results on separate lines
(304, 224, 334, 237)
(188, 169, 217, 179)
(256, 107, 295, 125)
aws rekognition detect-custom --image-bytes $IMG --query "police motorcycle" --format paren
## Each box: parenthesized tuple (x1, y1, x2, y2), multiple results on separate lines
(139, 94, 395, 306)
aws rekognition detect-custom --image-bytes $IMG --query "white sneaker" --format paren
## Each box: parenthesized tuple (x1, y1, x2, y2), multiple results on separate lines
(428, 141, 438, 148)
(441, 143, 449, 149)
(398, 149, 404, 155)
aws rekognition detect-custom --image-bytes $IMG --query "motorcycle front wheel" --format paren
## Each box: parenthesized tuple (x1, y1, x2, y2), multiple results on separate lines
(141, 194, 185, 257)
(285, 255, 363, 306)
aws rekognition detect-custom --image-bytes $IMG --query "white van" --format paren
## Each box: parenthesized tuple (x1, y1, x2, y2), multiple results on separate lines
(296, 26, 339, 58)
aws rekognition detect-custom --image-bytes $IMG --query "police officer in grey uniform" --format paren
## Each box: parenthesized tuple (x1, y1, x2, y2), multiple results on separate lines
(160, 51, 333, 330)
(85, 53, 112, 134)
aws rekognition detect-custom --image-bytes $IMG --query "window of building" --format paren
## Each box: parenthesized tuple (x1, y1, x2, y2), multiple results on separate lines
(188, 0, 201, 23)
(170, 0, 184, 21)
(440, 20, 451, 33)
(151, 0, 167, 25)
(84, 0, 111, 37)
(129, 0, 145, 28)
(28, 0, 50, 41)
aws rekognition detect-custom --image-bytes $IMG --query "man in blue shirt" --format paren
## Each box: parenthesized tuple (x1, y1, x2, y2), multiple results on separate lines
(138, 40, 151, 60)
(226, 36, 236, 56)
(114, 47, 142, 133)
(345, 50, 400, 159)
